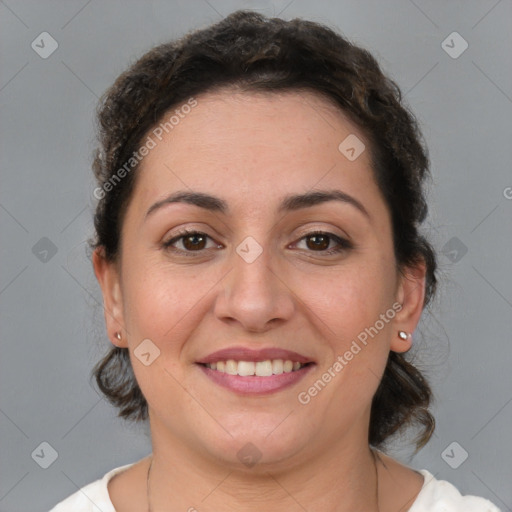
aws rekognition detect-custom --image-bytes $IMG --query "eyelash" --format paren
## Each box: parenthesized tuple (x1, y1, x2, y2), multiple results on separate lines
(162, 229, 352, 257)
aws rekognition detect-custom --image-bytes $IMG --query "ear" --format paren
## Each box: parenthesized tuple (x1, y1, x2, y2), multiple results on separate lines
(390, 260, 427, 353)
(92, 247, 128, 348)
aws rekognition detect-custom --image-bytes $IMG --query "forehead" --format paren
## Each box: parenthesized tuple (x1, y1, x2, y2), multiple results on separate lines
(129, 89, 384, 219)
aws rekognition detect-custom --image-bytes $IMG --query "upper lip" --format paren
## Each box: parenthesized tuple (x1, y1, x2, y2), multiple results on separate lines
(197, 346, 314, 365)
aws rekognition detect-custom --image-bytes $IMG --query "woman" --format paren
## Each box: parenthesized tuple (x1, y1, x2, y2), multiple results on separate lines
(50, 10, 500, 512)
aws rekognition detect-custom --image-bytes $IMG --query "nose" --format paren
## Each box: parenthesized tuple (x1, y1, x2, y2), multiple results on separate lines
(213, 244, 295, 333)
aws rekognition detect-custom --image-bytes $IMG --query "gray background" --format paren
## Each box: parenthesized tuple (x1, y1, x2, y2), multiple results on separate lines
(1, 1, 511, 511)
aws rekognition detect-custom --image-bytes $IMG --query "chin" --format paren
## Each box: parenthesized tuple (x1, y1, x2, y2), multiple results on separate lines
(197, 418, 312, 471)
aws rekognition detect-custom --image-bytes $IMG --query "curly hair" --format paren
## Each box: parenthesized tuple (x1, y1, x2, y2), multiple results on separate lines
(90, 10, 437, 450)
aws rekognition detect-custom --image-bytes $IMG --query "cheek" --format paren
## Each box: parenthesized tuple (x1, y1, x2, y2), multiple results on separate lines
(295, 256, 396, 405)
(120, 256, 219, 354)
(299, 257, 397, 344)
(120, 259, 212, 413)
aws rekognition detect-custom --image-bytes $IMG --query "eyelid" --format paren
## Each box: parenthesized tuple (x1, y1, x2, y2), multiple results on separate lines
(292, 223, 352, 245)
(162, 223, 221, 243)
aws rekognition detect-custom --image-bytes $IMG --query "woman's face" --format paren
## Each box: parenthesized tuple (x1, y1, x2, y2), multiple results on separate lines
(95, 90, 425, 469)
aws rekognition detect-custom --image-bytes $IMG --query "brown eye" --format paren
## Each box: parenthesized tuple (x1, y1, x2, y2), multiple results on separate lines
(163, 230, 220, 255)
(295, 231, 352, 255)
(181, 233, 207, 251)
(305, 233, 330, 251)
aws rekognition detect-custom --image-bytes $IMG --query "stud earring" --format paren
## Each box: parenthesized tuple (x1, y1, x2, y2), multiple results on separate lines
(115, 332, 122, 341)
(398, 330, 410, 340)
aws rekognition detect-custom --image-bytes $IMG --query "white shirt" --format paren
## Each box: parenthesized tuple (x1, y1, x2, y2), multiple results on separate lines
(49, 463, 501, 511)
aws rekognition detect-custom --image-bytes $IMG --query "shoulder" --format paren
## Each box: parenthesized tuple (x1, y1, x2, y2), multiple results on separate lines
(48, 463, 135, 512)
(409, 470, 502, 512)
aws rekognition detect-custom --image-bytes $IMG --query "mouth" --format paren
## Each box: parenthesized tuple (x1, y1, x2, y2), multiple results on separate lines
(196, 347, 315, 395)
(200, 359, 309, 376)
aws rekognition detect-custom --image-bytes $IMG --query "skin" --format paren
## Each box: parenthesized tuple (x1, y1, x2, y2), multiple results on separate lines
(94, 89, 427, 511)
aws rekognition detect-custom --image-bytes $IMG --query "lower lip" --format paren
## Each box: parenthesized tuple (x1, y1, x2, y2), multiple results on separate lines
(197, 364, 314, 395)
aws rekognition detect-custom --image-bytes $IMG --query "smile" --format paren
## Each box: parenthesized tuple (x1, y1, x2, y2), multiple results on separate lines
(203, 359, 306, 376)
(196, 346, 315, 394)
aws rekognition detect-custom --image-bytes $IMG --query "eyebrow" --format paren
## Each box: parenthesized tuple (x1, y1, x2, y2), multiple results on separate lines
(145, 189, 369, 219)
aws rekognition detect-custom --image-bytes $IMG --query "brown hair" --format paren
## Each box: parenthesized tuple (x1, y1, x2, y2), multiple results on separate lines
(90, 10, 436, 450)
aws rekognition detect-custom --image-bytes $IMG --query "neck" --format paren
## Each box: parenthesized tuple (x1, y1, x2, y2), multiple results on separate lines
(146, 439, 380, 512)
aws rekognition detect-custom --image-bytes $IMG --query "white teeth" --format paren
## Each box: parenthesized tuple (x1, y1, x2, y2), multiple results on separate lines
(237, 361, 255, 376)
(205, 359, 306, 376)
(255, 360, 273, 377)
(225, 360, 238, 375)
(272, 359, 284, 375)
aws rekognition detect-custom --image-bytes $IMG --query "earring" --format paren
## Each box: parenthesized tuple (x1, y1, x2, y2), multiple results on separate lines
(115, 332, 122, 341)
(398, 330, 410, 340)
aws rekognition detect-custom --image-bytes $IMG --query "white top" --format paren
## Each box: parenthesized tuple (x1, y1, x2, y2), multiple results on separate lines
(49, 463, 501, 512)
